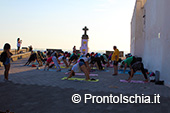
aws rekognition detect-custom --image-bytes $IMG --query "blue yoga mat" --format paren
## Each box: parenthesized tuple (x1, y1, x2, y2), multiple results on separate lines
(39, 69, 67, 72)
(119, 71, 143, 75)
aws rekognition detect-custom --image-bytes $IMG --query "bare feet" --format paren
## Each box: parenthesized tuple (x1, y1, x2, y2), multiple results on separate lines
(126, 77, 132, 82)
(126, 79, 131, 82)
(85, 78, 90, 81)
(144, 79, 148, 82)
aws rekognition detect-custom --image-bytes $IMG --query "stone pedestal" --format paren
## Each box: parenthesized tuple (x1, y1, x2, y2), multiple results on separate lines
(80, 26, 89, 54)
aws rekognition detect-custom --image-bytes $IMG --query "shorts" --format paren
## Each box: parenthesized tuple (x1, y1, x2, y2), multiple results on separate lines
(79, 61, 85, 67)
(17, 46, 20, 51)
(72, 63, 80, 72)
(3, 58, 10, 65)
(113, 61, 118, 66)
(131, 61, 142, 72)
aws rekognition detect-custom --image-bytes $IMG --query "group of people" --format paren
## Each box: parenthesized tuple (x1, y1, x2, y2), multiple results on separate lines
(0, 43, 148, 82)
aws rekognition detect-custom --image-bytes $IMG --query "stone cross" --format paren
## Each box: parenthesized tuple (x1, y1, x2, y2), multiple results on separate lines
(83, 26, 88, 35)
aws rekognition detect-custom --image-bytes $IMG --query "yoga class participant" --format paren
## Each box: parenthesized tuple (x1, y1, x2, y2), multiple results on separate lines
(44, 52, 61, 72)
(58, 51, 69, 67)
(120, 56, 148, 82)
(67, 59, 90, 80)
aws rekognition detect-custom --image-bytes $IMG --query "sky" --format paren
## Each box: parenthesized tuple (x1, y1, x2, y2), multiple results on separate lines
(0, 0, 136, 52)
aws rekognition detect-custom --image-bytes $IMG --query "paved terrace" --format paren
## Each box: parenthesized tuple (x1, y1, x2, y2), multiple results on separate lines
(0, 58, 170, 113)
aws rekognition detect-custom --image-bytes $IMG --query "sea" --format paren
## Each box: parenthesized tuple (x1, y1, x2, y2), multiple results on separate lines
(0, 48, 130, 56)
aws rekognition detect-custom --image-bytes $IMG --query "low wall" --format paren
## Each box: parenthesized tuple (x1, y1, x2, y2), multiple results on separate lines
(11, 52, 31, 62)
(0, 52, 31, 67)
(0, 49, 28, 55)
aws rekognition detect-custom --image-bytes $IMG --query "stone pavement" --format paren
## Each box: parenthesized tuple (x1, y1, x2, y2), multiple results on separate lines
(0, 58, 170, 113)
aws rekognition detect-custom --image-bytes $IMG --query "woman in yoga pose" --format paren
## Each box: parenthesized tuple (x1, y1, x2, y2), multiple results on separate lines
(67, 59, 90, 80)
(44, 52, 61, 72)
(120, 56, 148, 82)
(58, 51, 69, 68)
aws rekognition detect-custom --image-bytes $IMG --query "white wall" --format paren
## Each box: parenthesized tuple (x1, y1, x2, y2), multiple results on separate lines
(131, 0, 146, 57)
(132, 0, 170, 86)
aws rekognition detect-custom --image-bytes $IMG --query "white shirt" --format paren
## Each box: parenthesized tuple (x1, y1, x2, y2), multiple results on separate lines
(72, 63, 81, 72)
(58, 56, 64, 61)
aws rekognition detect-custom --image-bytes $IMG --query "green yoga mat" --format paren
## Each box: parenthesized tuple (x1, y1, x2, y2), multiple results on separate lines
(62, 77, 99, 82)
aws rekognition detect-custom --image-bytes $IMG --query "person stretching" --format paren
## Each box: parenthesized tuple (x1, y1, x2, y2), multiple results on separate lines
(44, 52, 61, 72)
(58, 51, 69, 68)
(120, 56, 148, 82)
(67, 59, 90, 80)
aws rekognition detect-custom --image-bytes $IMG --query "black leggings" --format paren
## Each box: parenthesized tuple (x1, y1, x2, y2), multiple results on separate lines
(129, 62, 147, 79)
(95, 57, 103, 70)
(140, 63, 148, 79)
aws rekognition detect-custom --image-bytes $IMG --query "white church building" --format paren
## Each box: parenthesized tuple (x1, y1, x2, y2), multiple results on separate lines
(131, 0, 170, 87)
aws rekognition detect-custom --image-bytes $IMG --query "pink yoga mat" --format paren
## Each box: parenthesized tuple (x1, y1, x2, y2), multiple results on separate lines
(65, 72, 98, 76)
(102, 64, 113, 68)
(120, 79, 148, 83)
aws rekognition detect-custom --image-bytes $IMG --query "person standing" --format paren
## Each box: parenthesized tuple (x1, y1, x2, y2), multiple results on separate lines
(0, 43, 12, 81)
(17, 38, 22, 54)
(111, 46, 119, 75)
(29, 45, 33, 52)
(73, 46, 76, 53)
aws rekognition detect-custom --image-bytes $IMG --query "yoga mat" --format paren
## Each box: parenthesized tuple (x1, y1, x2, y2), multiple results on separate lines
(91, 69, 109, 72)
(120, 79, 148, 83)
(102, 64, 113, 68)
(54, 66, 70, 69)
(62, 77, 99, 82)
(39, 69, 67, 72)
(64, 72, 98, 76)
(92, 67, 105, 69)
(60, 66, 67, 68)
(119, 71, 142, 75)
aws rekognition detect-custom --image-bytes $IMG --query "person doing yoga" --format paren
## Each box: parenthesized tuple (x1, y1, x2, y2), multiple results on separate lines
(120, 56, 148, 82)
(67, 59, 90, 80)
